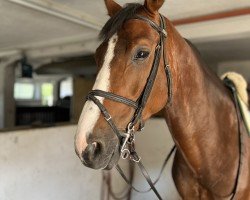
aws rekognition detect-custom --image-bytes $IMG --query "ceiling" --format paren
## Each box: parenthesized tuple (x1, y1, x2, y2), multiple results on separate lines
(0, 0, 250, 68)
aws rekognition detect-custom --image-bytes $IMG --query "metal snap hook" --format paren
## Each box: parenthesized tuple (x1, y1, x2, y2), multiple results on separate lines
(127, 122, 135, 133)
(120, 133, 130, 159)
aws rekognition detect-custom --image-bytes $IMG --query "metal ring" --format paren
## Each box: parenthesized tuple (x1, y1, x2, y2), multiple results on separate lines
(121, 149, 130, 159)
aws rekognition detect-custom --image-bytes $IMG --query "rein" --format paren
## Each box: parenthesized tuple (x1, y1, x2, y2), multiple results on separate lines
(86, 14, 174, 199)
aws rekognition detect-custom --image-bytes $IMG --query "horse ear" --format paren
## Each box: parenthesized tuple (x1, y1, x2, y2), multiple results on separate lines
(144, 0, 165, 15)
(104, 0, 122, 17)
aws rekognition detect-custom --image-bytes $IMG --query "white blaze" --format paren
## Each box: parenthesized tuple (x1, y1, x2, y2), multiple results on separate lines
(75, 34, 118, 156)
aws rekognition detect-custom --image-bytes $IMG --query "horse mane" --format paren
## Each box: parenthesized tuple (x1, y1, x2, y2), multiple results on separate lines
(184, 39, 203, 56)
(99, 3, 142, 41)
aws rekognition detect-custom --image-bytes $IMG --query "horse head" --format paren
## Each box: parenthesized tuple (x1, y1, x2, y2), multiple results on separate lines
(75, 0, 169, 170)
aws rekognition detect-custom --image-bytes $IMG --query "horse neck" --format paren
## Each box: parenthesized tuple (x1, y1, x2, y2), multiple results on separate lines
(163, 18, 239, 195)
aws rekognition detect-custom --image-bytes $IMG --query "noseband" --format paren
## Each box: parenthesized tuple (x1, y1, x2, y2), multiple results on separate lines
(86, 14, 174, 199)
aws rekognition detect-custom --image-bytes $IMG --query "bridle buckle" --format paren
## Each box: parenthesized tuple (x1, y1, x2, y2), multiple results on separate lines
(130, 154, 141, 163)
(162, 29, 167, 37)
(104, 113, 112, 121)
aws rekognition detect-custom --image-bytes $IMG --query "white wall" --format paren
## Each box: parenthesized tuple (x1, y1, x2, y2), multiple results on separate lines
(0, 119, 180, 200)
(0, 57, 19, 129)
(0, 65, 4, 129)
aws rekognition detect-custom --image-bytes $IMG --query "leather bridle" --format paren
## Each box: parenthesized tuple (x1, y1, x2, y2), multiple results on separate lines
(86, 13, 243, 200)
(86, 14, 173, 199)
(87, 14, 172, 160)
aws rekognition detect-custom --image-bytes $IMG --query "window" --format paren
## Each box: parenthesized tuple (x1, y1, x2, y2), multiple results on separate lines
(41, 83, 54, 106)
(14, 83, 34, 100)
(60, 77, 73, 99)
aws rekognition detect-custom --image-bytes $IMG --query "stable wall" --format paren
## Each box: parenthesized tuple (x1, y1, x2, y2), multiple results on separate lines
(0, 119, 180, 200)
(218, 60, 250, 81)
(0, 57, 18, 129)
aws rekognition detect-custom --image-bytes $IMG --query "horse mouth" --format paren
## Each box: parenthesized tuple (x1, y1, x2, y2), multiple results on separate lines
(102, 144, 120, 170)
(101, 151, 116, 170)
(81, 143, 120, 170)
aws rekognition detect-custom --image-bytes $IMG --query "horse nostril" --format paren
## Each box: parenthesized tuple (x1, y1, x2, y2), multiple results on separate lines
(90, 142, 101, 154)
(92, 142, 97, 149)
(82, 142, 101, 164)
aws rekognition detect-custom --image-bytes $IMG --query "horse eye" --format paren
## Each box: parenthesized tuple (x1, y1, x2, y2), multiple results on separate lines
(134, 50, 149, 60)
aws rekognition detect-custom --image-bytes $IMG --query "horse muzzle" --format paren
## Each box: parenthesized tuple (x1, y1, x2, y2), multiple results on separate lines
(79, 135, 120, 170)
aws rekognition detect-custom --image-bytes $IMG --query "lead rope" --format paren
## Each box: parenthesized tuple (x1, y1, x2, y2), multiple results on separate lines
(116, 145, 176, 193)
(101, 161, 135, 200)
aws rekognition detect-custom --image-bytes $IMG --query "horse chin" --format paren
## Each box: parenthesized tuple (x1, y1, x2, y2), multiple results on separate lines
(101, 139, 121, 170)
(103, 150, 120, 170)
(82, 143, 120, 170)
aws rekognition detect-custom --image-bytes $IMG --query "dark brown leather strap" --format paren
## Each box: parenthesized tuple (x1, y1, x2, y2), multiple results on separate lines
(223, 78, 243, 200)
(160, 15, 173, 106)
(86, 13, 171, 139)
(88, 90, 138, 109)
(86, 95, 127, 141)
(131, 15, 167, 37)
(128, 14, 171, 128)
(86, 13, 173, 200)
(116, 145, 176, 195)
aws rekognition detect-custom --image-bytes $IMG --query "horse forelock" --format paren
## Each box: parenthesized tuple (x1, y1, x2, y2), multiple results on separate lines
(99, 3, 142, 41)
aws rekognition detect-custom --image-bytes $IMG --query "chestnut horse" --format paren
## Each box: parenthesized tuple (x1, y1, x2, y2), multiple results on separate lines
(75, 0, 250, 199)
